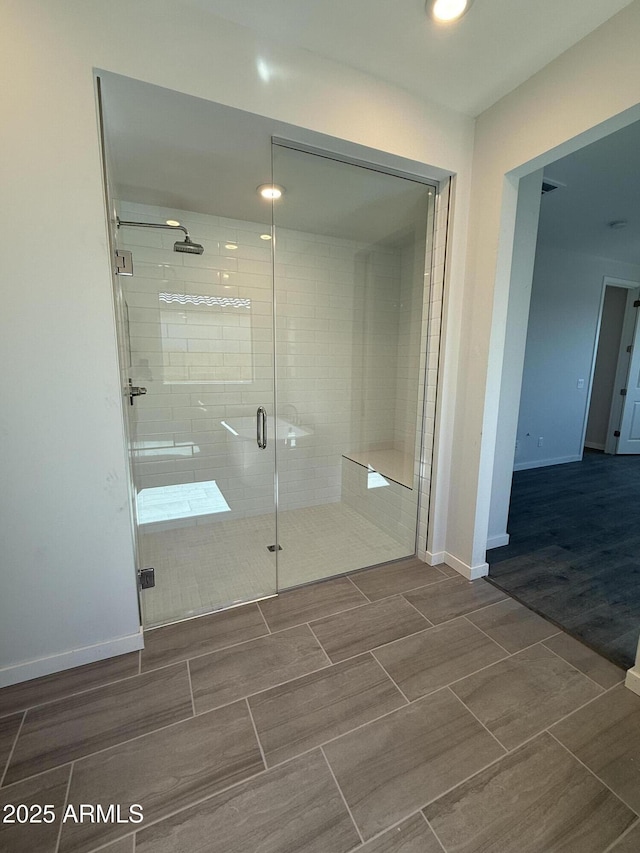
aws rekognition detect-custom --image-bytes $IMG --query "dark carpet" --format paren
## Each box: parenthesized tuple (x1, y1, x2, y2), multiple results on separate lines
(487, 449, 640, 669)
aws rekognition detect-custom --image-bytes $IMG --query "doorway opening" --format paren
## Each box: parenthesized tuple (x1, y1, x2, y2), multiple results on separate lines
(488, 117, 640, 669)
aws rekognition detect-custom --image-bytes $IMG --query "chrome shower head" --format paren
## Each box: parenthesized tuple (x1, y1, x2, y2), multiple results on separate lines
(173, 235, 204, 255)
(116, 218, 204, 255)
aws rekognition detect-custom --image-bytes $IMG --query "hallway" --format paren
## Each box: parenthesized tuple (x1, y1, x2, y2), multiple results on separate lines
(488, 450, 640, 668)
(1, 556, 638, 853)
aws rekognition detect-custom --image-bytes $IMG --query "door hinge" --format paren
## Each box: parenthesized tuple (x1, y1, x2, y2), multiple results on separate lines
(620, 388, 628, 396)
(627, 345, 633, 353)
(138, 567, 155, 589)
(634, 300, 640, 308)
(614, 430, 621, 438)
(115, 249, 133, 276)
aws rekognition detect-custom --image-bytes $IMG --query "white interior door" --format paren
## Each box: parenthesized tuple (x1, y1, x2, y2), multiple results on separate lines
(617, 297, 640, 454)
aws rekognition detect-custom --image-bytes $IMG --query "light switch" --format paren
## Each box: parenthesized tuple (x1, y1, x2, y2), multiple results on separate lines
(577, 379, 585, 389)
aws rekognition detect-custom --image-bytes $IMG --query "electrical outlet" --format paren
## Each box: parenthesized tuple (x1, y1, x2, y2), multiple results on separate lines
(577, 378, 585, 389)
(538, 436, 544, 447)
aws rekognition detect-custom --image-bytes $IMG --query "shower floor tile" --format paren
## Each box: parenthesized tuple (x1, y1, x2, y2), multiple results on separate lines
(140, 502, 410, 628)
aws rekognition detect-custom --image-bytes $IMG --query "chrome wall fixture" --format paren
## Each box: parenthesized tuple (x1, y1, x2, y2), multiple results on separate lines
(116, 217, 204, 254)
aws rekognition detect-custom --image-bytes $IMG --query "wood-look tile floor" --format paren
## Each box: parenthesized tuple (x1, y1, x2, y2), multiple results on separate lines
(487, 449, 640, 668)
(0, 556, 638, 853)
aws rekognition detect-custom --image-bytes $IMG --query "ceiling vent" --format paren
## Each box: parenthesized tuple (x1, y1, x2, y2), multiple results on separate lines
(541, 179, 562, 195)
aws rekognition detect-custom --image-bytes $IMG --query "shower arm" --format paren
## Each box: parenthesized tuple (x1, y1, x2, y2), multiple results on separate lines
(116, 217, 190, 238)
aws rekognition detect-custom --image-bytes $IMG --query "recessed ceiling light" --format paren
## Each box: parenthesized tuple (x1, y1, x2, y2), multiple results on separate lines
(257, 184, 284, 200)
(260, 233, 272, 241)
(427, 0, 473, 23)
(166, 219, 180, 227)
(225, 243, 238, 250)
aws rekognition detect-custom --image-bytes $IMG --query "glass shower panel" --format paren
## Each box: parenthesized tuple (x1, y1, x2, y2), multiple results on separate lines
(272, 144, 435, 589)
(116, 204, 277, 626)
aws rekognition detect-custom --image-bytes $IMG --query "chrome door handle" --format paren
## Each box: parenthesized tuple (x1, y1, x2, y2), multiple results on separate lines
(127, 378, 147, 406)
(257, 406, 267, 449)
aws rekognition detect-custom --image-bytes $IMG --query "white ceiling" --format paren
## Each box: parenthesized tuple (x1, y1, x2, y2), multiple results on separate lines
(100, 73, 435, 243)
(186, 0, 633, 116)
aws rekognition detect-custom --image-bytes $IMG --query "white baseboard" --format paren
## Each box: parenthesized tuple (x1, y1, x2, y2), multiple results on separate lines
(0, 628, 144, 689)
(443, 552, 489, 580)
(487, 533, 510, 550)
(424, 550, 446, 566)
(514, 454, 582, 472)
(625, 666, 640, 697)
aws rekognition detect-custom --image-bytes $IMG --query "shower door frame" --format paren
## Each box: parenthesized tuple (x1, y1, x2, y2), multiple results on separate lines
(98, 70, 449, 627)
(96, 75, 144, 626)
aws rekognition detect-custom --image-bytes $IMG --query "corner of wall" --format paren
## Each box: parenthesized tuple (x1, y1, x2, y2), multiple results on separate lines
(0, 629, 144, 689)
(625, 666, 640, 697)
(444, 551, 489, 580)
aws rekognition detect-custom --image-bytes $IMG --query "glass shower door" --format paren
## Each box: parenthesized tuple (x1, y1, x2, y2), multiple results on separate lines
(272, 143, 435, 590)
(115, 206, 277, 627)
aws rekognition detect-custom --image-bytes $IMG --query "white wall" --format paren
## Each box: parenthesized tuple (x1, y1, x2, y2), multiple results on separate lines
(0, 0, 473, 683)
(452, 0, 640, 577)
(515, 247, 640, 469)
(486, 170, 543, 549)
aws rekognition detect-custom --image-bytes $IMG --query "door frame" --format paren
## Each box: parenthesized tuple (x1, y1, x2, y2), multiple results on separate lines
(605, 279, 640, 453)
(99, 84, 450, 626)
(96, 75, 144, 626)
(583, 275, 640, 456)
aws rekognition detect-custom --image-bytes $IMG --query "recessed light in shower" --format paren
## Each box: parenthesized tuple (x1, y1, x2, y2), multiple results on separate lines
(260, 234, 272, 241)
(166, 219, 181, 226)
(426, 0, 474, 23)
(257, 184, 284, 200)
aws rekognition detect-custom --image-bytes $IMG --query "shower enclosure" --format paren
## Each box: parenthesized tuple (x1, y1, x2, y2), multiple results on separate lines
(101, 76, 438, 628)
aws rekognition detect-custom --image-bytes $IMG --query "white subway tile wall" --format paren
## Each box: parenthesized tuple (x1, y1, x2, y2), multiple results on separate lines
(118, 202, 276, 536)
